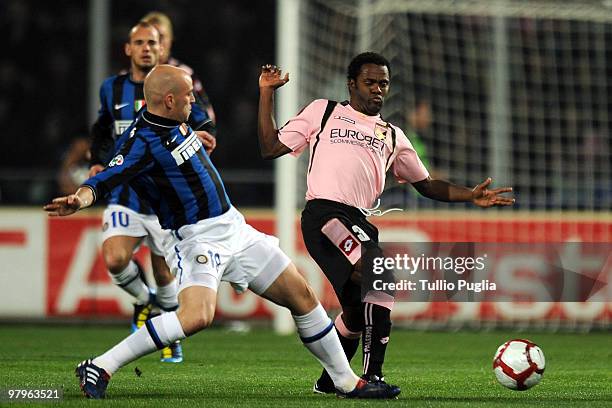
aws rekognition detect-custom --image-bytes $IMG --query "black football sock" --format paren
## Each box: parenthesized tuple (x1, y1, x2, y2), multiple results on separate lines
(362, 302, 392, 378)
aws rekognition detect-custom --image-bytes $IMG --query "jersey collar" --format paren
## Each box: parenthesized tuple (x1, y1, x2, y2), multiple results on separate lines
(344, 102, 382, 121)
(143, 110, 182, 128)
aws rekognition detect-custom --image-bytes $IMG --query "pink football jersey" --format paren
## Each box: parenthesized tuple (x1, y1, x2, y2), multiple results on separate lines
(278, 99, 429, 208)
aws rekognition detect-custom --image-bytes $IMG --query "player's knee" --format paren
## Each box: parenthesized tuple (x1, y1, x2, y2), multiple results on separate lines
(151, 261, 173, 286)
(338, 283, 363, 331)
(103, 247, 132, 274)
(193, 312, 214, 331)
(264, 263, 320, 315)
(341, 305, 365, 332)
(282, 282, 319, 316)
(179, 302, 215, 333)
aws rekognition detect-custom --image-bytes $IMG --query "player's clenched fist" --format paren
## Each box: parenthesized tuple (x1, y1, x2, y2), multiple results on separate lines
(259, 64, 289, 90)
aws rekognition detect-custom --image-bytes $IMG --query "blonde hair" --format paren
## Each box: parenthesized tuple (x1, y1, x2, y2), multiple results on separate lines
(141, 11, 173, 41)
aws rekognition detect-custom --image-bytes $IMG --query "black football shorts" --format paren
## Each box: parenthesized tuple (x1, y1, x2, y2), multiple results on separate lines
(301, 199, 381, 307)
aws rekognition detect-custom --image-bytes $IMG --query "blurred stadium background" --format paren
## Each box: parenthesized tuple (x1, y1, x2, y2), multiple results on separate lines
(1, 0, 611, 332)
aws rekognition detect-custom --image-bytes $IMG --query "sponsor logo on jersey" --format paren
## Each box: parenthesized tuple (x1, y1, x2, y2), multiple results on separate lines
(108, 154, 124, 167)
(134, 99, 146, 112)
(171, 131, 203, 165)
(334, 115, 356, 124)
(114, 120, 133, 136)
(114, 102, 129, 110)
(330, 128, 385, 152)
(196, 254, 209, 264)
(165, 135, 178, 146)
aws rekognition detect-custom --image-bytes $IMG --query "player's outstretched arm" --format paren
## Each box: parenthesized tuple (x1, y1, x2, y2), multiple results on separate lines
(412, 177, 514, 207)
(43, 186, 95, 217)
(258, 64, 292, 160)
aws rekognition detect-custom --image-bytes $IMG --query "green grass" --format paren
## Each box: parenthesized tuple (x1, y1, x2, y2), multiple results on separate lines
(0, 325, 610, 407)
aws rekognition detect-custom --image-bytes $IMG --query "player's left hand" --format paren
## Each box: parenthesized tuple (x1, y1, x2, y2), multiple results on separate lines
(196, 130, 216, 154)
(471, 177, 515, 207)
(259, 64, 289, 90)
(88, 164, 105, 177)
(43, 195, 82, 216)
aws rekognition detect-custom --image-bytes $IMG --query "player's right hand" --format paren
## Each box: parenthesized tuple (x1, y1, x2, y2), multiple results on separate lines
(196, 130, 217, 155)
(88, 164, 105, 177)
(43, 195, 82, 216)
(259, 64, 289, 90)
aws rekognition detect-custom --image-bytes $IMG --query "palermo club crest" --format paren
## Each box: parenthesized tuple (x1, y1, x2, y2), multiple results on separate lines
(374, 123, 389, 140)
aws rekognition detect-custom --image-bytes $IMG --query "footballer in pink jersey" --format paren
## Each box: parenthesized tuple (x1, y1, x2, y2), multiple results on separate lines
(258, 52, 514, 394)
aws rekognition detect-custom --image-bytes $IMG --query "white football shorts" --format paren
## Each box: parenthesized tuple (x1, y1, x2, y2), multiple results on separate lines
(163, 206, 291, 295)
(101, 204, 170, 256)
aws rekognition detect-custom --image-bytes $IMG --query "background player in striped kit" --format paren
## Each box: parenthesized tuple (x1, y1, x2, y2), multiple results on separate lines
(140, 11, 217, 125)
(257, 52, 514, 394)
(88, 21, 215, 363)
(45, 65, 400, 400)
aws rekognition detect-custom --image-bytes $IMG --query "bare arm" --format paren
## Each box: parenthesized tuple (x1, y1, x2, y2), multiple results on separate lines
(412, 177, 514, 207)
(257, 64, 292, 160)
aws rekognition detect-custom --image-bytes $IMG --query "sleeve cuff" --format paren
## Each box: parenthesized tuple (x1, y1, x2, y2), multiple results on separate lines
(80, 184, 98, 205)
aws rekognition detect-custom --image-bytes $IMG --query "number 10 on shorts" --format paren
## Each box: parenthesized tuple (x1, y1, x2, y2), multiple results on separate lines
(208, 250, 221, 270)
(110, 211, 130, 228)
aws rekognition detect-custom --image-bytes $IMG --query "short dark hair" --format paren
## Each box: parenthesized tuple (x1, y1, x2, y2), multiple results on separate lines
(127, 21, 159, 42)
(347, 52, 391, 81)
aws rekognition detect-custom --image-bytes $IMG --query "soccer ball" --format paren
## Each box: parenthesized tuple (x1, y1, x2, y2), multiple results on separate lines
(493, 339, 545, 390)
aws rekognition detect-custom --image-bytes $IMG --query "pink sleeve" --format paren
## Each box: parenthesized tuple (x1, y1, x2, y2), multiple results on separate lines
(392, 128, 430, 183)
(278, 99, 326, 157)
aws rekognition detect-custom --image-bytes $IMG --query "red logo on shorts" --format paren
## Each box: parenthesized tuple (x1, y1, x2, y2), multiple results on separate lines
(340, 236, 357, 255)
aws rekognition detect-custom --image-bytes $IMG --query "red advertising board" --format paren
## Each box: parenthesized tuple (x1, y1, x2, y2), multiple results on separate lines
(46, 212, 612, 323)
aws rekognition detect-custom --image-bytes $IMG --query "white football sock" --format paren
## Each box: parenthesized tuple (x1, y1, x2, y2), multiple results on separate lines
(109, 261, 150, 304)
(155, 279, 178, 310)
(293, 304, 359, 393)
(93, 312, 186, 375)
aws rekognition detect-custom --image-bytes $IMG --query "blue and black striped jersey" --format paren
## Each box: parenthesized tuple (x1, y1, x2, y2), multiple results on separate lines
(84, 110, 230, 230)
(89, 72, 214, 214)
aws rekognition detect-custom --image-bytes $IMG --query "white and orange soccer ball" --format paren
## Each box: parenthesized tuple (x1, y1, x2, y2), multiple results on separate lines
(493, 339, 546, 390)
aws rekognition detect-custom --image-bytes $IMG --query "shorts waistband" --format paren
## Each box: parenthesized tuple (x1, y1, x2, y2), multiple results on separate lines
(172, 206, 240, 241)
(305, 199, 366, 220)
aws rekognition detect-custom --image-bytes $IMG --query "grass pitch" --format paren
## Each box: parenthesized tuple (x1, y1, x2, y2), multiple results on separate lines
(0, 324, 610, 407)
